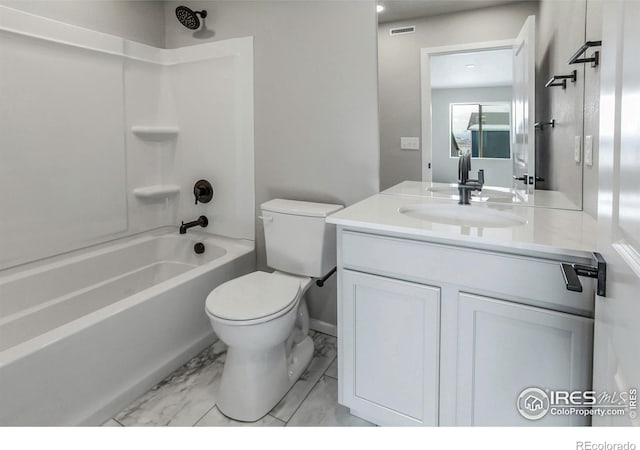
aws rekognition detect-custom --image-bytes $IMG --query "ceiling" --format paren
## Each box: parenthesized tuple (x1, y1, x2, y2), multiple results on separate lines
(377, 0, 523, 24)
(430, 48, 513, 89)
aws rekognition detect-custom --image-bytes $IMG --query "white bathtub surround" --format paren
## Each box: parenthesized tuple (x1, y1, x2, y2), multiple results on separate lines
(0, 6, 256, 427)
(0, 6, 254, 269)
(0, 230, 254, 426)
(108, 331, 366, 427)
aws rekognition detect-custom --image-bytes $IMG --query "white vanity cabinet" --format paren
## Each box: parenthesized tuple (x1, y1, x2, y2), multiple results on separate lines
(453, 293, 593, 426)
(336, 229, 595, 427)
(340, 270, 440, 426)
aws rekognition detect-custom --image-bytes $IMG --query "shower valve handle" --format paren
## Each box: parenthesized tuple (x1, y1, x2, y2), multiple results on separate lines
(195, 186, 210, 204)
(193, 180, 214, 205)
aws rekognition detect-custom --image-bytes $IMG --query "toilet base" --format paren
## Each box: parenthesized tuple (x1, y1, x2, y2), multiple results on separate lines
(217, 335, 314, 422)
(287, 335, 314, 382)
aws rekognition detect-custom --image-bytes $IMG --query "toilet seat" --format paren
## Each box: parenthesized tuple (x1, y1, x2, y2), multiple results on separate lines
(206, 271, 303, 323)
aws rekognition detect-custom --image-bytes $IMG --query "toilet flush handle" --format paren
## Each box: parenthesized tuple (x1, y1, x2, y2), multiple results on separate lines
(258, 215, 273, 222)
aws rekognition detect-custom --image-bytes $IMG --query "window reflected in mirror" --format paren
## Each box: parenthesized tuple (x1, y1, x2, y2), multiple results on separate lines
(450, 103, 511, 159)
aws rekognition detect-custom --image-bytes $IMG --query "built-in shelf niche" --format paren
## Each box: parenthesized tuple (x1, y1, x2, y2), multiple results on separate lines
(133, 185, 180, 200)
(131, 126, 180, 141)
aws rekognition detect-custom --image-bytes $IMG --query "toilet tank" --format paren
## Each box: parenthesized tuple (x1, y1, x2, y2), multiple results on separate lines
(260, 199, 344, 278)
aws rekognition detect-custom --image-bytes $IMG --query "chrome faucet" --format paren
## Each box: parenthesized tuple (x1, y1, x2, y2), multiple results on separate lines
(179, 215, 208, 234)
(458, 151, 484, 205)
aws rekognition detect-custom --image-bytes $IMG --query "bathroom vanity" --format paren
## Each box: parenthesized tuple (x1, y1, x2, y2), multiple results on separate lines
(326, 187, 598, 427)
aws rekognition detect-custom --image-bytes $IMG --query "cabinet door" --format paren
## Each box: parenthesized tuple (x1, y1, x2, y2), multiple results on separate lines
(340, 270, 440, 426)
(455, 293, 593, 426)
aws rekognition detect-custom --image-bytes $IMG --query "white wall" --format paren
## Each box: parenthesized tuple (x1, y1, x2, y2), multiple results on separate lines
(378, 1, 539, 190)
(431, 87, 514, 187)
(0, 0, 165, 47)
(164, 1, 380, 329)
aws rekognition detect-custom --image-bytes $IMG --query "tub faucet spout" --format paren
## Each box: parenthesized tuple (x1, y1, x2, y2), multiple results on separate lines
(180, 215, 209, 234)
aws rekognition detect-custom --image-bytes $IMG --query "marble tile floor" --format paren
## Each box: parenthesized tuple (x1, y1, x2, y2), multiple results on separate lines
(105, 331, 373, 427)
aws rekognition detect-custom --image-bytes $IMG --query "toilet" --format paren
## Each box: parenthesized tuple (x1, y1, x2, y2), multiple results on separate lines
(205, 199, 343, 422)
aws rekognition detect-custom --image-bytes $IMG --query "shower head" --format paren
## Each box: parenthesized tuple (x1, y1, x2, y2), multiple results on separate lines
(175, 6, 208, 30)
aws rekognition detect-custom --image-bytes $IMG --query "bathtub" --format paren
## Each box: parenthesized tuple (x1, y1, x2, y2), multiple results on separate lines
(0, 228, 254, 426)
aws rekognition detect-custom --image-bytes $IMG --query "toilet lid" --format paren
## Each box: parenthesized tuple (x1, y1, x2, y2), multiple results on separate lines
(206, 271, 302, 321)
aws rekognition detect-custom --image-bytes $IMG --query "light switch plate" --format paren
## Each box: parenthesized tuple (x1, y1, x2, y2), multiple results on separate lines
(401, 137, 420, 150)
(585, 135, 593, 167)
(574, 136, 581, 163)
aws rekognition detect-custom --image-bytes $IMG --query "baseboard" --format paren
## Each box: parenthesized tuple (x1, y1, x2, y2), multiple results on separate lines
(309, 318, 337, 337)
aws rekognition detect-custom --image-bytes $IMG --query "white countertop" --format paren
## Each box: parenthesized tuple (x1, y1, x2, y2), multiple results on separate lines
(327, 186, 598, 259)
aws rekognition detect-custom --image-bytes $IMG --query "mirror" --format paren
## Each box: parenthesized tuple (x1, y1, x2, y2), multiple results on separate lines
(378, 0, 593, 211)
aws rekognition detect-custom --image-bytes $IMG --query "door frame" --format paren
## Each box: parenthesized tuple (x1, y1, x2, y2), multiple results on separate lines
(419, 39, 515, 182)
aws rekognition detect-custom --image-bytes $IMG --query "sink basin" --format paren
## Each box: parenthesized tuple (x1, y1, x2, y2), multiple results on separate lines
(427, 186, 514, 200)
(398, 204, 527, 228)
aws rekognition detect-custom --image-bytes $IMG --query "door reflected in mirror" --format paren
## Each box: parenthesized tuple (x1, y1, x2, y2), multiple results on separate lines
(426, 42, 522, 190)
